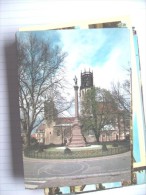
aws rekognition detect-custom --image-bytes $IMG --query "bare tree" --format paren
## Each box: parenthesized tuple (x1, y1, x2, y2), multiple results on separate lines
(111, 81, 131, 113)
(111, 77, 131, 139)
(16, 32, 69, 146)
(111, 67, 131, 122)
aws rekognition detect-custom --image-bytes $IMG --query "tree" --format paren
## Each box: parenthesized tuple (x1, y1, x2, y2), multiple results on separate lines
(111, 78, 131, 139)
(17, 32, 68, 147)
(80, 87, 118, 142)
(44, 86, 74, 126)
(111, 81, 131, 113)
(110, 67, 131, 139)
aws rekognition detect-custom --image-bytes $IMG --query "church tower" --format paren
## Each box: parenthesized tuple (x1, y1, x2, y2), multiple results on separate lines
(80, 70, 93, 98)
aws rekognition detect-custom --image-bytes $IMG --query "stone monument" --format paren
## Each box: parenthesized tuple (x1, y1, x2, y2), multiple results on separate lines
(69, 76, 86, 147)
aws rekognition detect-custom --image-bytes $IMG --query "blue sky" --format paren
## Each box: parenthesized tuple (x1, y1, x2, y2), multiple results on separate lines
(58, 28, 131, 90)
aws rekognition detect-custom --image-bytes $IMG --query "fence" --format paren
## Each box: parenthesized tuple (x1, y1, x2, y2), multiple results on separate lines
(24, 144, 130, 159)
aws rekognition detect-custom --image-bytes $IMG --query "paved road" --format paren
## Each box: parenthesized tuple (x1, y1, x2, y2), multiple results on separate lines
(23, 151, 131, 189)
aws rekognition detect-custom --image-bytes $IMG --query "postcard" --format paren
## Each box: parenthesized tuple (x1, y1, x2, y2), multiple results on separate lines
(19, 16, 131, 31)
(18, 16, 146, 193)
(16, 27, 132, 190)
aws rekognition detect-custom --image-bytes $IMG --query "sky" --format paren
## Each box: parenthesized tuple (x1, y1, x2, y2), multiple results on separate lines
(58, 28, 131, 91)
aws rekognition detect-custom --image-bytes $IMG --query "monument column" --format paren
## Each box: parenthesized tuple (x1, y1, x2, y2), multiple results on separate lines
(68, 76, 86, 147)
(74, 85, 79, 119)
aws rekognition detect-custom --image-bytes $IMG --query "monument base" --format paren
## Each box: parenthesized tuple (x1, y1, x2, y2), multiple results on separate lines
(69, 118, 86, 147)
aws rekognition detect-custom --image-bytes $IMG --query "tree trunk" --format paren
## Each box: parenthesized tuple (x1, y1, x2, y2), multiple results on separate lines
(93, 129, 100, 142)
(24, 132, 31, 147)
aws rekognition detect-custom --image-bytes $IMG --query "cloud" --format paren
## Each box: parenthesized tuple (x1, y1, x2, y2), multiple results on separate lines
(59, 29, 106, 69)
(59, 28, 130, 94)
(93, 47, 129, 89)
(56, 29, 131, 116)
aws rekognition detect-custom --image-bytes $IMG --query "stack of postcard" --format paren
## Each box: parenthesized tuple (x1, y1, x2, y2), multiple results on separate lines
(16, 17, 146, 194)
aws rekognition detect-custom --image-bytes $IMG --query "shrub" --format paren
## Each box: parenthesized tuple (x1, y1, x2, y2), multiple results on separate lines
(64, 147, 72, 155)
(30, 137, 38, 145)
(112, 142, 118, 147)
(102, 144, 108, 151)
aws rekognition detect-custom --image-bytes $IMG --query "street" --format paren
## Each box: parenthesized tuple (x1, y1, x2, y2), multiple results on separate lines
(24, 151, 131, 189)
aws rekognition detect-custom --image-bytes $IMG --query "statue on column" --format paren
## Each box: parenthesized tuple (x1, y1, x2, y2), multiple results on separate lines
(68, 76, 86, 147)
(73, 76, 77, 85)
